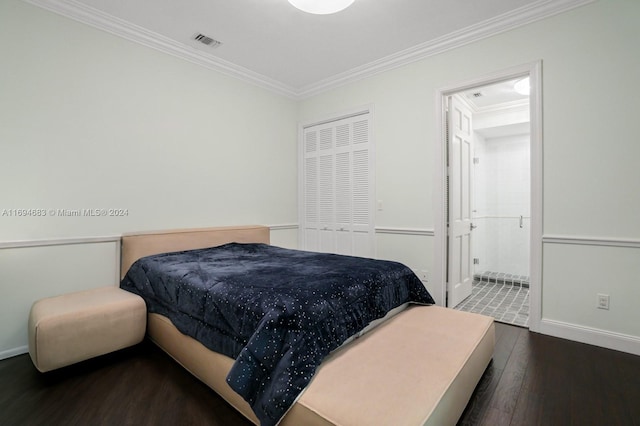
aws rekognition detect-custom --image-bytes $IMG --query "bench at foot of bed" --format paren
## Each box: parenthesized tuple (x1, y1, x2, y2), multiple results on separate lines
(148, 304, 495, 426)
(284, 305, 495, 426)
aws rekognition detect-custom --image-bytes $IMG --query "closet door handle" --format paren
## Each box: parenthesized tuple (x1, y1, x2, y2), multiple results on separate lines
(519, 216, 524, 228)
(470, 223, 477, 231)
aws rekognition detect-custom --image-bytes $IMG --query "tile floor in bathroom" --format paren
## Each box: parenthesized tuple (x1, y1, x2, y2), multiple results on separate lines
(454, 271, 529, 327)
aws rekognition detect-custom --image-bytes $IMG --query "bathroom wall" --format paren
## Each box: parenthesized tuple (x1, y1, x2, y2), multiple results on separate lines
(473, 130, 530, 278)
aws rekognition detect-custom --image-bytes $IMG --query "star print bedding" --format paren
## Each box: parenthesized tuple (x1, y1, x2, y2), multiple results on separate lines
(120, 242, 434, 426)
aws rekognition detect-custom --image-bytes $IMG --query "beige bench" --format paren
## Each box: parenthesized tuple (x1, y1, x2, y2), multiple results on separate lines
(28, 286, 146, 372)
(147, 305, 495, 425)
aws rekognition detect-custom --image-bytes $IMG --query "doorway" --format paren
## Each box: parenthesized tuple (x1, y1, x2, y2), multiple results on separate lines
(455, 79, 531, 327)
(433, 62, 542, 332)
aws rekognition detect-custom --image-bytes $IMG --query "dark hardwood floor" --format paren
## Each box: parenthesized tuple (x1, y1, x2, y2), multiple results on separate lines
(2, 323, 639, 425)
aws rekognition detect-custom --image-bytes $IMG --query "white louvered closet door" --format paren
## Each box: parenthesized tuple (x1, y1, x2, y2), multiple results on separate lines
(302, 113, 374, 258)
(318, 126, 335, 253)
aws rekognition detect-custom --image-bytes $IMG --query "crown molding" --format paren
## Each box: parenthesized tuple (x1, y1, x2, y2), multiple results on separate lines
(24, 0, 595, 100)
(296, 0, 596, 98)
(23, 0, 299, 98)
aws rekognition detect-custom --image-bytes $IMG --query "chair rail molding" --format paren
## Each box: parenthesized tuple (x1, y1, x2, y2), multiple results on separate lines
(375, 227, 435, 236)
(0, 235, 121, 250)
(542, 234, 640, 249)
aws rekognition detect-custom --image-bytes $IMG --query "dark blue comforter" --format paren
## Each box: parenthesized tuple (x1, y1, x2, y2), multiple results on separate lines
(120, 243, 434, 425)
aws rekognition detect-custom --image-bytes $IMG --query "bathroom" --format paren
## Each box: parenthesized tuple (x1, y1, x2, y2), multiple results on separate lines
(454, 77, 531, 327)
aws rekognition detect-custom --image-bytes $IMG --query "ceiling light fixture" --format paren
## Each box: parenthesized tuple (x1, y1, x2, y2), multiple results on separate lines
(288, 0, 355, 15)
(514, 77, 530, 95)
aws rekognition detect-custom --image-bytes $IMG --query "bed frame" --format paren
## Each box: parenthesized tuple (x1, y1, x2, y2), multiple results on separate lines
(121, 225, 495, 425)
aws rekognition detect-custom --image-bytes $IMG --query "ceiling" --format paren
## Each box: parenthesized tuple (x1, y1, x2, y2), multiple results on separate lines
(462, 77, 529, 110)
(27, 0, 592, 98)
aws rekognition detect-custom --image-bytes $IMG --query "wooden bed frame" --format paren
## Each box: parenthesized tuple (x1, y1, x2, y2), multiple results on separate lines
(121, 225, 495, 425)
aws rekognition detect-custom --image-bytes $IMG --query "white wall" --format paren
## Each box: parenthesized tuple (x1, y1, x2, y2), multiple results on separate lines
(0, 0, 298, 356)
(298, 0, 640, 353)
(473, 133, 530, 277)
(2, 0, 639, 358)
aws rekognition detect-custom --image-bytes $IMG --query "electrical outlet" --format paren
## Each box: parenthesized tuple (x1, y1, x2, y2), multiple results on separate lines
(597, 294, 610, 310)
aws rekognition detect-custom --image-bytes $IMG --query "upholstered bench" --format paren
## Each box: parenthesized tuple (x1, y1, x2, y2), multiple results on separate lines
(28, 286, 146, 372)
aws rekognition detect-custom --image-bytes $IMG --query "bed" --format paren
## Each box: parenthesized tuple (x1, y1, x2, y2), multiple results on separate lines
(120, 225, 495, 426)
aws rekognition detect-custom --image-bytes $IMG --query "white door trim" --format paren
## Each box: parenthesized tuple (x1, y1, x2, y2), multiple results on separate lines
(433, 61, 543, 332)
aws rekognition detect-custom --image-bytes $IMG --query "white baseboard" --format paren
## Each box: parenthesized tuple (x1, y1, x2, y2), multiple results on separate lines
(0, 345, 28, 361)
(539, 319, 640, 356)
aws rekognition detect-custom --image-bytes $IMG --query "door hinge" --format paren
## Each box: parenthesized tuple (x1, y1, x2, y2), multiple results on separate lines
(473, 157, 479, 165)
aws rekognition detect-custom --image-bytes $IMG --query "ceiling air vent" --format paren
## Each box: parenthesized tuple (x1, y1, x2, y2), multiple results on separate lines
(193, 33, 222, 48)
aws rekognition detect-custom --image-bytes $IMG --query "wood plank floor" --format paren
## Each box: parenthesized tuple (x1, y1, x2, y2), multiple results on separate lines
(2, 323, 639, 425)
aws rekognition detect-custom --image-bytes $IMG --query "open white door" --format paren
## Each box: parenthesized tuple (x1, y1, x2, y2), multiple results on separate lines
(447, 95, 474, 307)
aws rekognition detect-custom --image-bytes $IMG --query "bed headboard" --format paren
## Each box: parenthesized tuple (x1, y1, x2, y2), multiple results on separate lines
(120, 225, 270, 279)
